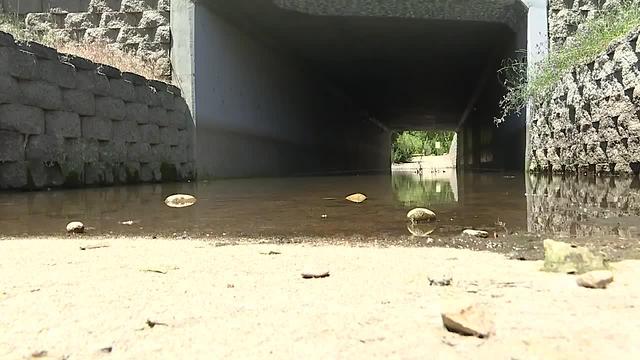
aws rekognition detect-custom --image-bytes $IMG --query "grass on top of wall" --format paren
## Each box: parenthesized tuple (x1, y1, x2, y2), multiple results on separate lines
(495, 0, 640, 124)
(0, 14, 163, 80)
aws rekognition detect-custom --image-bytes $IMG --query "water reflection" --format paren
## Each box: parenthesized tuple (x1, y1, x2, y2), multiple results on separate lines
(406, 222, 437, 237)
(391, 169, 458, 207)
(0, 172, 639, 255)
(526, 175, 640, 239)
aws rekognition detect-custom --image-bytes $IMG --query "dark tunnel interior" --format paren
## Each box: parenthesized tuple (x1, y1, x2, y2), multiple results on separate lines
(194, 0, 529, 176)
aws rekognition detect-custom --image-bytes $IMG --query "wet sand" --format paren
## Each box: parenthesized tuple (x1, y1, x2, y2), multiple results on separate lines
(1, 238, 639, 359)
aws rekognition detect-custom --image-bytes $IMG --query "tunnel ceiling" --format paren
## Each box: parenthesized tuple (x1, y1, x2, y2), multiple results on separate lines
(203, 0, 527, 130)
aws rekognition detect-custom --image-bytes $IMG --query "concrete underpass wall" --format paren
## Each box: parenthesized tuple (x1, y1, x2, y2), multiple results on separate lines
(458, 10, 528, 172)
(175, 1, 389, 178)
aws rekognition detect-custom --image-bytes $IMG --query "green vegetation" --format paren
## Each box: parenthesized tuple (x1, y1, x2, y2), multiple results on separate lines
(392, 174, 456, 206)
(496, 1, 640, 124)
(391, 130, 455, 163)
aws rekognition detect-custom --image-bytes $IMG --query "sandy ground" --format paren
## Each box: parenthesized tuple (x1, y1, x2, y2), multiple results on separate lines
(1, 238, 640, 360)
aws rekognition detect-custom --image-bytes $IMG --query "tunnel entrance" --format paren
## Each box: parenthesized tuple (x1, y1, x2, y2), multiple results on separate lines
(391, 130, 457, 171)
(175, 0, 530, 178)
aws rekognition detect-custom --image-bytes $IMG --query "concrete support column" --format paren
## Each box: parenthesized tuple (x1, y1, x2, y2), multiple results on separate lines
(524, 0, 549, 172)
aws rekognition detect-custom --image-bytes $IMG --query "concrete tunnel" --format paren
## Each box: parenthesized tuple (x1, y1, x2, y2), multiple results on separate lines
(171, 0, 548, 178)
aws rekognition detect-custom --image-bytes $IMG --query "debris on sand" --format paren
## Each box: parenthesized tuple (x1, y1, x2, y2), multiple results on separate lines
(146, 319, 169, 328)
(260, 251, 281, 255)
(428, 276, 452, 286)
(441, 303, 494, 338)
(542, 239, 607, 274)
(79, 244, 110, 251)
(30, 350, 48, 358)
(577, 270, 614, 289)
(301, 267, 330, 279)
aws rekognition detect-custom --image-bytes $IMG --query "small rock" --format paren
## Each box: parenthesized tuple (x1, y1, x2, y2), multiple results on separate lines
(301, 268, 330, 279)
(164, 194, 197, 208)
(577, 270, 614, 289)
(542, 239, 607, 274)
(345, 193, 367, 203)
(66, 221, 85, 234)
(441, 303, 494, 338)
(407, 208, 436, 222)
(462, 229, 488, 238)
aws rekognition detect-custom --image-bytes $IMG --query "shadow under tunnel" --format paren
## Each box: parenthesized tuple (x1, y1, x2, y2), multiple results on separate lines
(182, 0, 529, 178)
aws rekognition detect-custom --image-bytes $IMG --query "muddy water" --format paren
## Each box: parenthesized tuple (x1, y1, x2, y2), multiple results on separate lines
(1, 170, 640, 259)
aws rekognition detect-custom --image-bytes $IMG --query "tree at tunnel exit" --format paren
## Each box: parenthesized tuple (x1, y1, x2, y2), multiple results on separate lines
(391, 131, 455, 163)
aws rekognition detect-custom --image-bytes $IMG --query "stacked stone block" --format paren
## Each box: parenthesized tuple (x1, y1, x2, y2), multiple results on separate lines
(1, 0, 171, 79)
(0, 31, 194, 190)
(548, 0, 640, 51)
(529, 29, 640, 175)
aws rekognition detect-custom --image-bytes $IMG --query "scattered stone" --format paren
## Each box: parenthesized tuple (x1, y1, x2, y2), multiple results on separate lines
(66, 221, 84, 234)
(542, 239, 607, 274)
(462, 229, 489, 238)
(164, 194, 197, 208)
(407, 208, 436, 222)
(301, 268, 330, 279)
(441, 303, 494, 338)
(577, 270, 614, 289)
(100, 346, 113, 353)
(345, 193, 367, 203)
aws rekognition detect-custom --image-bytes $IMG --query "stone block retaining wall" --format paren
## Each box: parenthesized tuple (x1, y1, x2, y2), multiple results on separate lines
(529, 28, 640, 174)
(1, 0, 171, 79)
(0, 31, 194, 190)
(548, 0, 640, 51)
